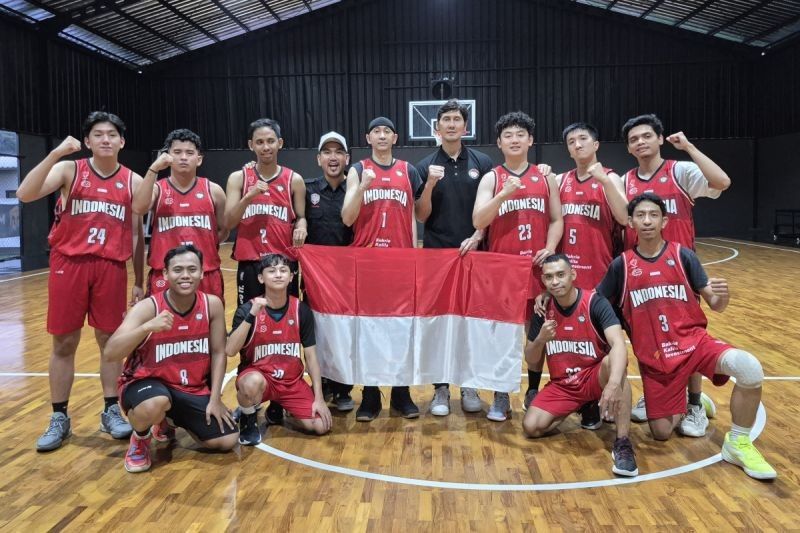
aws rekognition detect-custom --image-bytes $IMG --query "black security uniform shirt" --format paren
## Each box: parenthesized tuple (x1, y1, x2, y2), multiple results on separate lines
(416, 145, 494, 248)
(304, 176, 353, 246)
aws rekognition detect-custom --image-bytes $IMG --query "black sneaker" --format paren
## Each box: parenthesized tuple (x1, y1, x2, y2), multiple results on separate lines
(266, 402, 284, 425)
(355, 387, 382, 422)
(238, 411, 261, 446)
(580, 401, 602, 430)
(334, 393, 355, 412)
(390, 386, 420, 419)
(612, 436, 639, 476)
(321, 378, 334, 404)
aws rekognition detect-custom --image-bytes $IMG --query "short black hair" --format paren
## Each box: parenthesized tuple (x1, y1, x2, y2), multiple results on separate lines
(82, 111, 125, 138)
(628, 192, 667, 216)
(562, 122, 599, 143)
(164, 244, 203, 269)
(495, 111, 535, 139)
(437, 99, 469, 122)
(258, 253, 292, 271)
(248, 118, 281, 140)
(163, 128, 203, 153)
(542, 253, 572, 268)
(622, 114, 663, 143)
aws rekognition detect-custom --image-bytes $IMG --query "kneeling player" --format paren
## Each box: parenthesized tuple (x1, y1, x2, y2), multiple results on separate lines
(226, 254, 332, 444)
(522, 254, 638, 476)
(597, 193, 776, 480)
(104, 245, 238, 473)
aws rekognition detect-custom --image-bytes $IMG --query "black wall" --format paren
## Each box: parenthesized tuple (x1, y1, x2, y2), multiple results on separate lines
(755, 132, 800, 242)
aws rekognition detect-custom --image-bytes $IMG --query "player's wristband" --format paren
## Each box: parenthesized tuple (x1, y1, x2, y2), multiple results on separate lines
(244, 313, 256, 325)
(147, 167, 159, 174)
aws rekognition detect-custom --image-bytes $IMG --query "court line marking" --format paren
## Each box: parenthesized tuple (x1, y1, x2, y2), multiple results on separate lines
(0, 239, 742, 281)
(250, 401, 767, 492)
(696, 241, 739, 265)
(705, 237, 800, 254)
(0, 271, 48, 283)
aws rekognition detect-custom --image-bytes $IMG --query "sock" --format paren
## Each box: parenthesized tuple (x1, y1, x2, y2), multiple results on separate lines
(729, 423, 751, 441)
(527, 371, 542, 392)
(52, 401, 68, 415)
(240, 405, 257, 415)
(134, 428, 151, 439)
(688, 392, 702, 407)
(104, 396, 119, 411)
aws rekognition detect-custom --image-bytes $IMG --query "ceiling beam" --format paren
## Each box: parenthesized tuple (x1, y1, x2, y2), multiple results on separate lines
(708, 0, 776, 37)
(257, 0, 282, 22)
(605, 0, 622, 10)
(65, 0, 143, 24)
(100, 1, 189, 53)
(153, 0, 220, 43)
(209, 0, 250, 32)
(744, 11, 800, 45)
(672, 0, 715, 27)
(640, 0, 667, 19)
(23, 0, 158, 63)
(301, 0, 313, 13)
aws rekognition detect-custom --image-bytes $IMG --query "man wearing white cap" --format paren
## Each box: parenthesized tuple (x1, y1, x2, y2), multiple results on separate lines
(305, 132, 355, 411)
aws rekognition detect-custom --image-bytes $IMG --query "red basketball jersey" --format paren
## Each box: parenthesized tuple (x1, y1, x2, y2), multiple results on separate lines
(544, 289, 608, 381)
(486, 164, 550, 257)
(119, 290, 212, 395)
(558, 169, 618, 289)
(620, 242, 708, 374)
(623, 160, 695, 250)
(148, 177, 220, 271)
(239, 297, 305, 382)
(351, 159, 415, 249)
(48, 158, 133, 262)
(233, 165, 296, 261)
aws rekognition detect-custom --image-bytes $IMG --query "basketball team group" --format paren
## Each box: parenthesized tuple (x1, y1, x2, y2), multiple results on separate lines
(16, 99, 776, 480)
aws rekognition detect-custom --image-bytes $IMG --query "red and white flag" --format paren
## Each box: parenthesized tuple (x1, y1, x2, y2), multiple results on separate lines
(298, 245, 533, 392)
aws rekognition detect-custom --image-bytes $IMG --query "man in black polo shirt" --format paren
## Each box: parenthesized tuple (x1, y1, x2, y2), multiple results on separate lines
(304, 131, 355, 411)
(415, 99, 494, 417)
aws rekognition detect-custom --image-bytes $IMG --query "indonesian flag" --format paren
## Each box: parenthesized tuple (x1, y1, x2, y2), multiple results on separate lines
(297, 245, 533, 392)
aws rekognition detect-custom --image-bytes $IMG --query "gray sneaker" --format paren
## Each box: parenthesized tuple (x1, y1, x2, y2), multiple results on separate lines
(486, 392, 511, 421)
(430, 386, 450, 416)
(36, 412, 71, 452)
(100, 404, 133, 439)
(460, 387, 482, 413)
(522, 389, 537, 412)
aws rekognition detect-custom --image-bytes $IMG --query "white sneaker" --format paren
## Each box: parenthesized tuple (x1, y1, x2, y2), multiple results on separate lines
(631, 395, 647, 422)
(486, 392, 511, 422)
(430, 386, 450, 416)
(679, 403, 709, 437)
(700, 392, 717, 419)
(460, 387, 482, 413)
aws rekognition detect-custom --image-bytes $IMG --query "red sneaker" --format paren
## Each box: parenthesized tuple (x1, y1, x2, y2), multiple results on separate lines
(124, 434, 152, 473)
(151, 419, 175, 443)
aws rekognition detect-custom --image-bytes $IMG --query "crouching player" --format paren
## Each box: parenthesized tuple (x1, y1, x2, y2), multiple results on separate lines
(522, 254, 638, 477)
(226, 253, 332, 445)
(104, 244, 238, 473)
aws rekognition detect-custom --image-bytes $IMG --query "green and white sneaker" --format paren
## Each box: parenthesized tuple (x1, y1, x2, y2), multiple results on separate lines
(721, 432, 777, 480)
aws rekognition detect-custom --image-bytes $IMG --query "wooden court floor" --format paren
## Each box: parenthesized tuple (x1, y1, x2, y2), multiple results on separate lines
(0, 239, 797, 531)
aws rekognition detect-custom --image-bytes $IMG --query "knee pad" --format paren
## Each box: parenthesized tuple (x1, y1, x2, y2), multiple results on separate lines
(719, 349, 763, 389)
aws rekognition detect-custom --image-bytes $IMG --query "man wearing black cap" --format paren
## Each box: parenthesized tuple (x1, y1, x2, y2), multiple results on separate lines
(341, 117, 424, 421)
(305, 131, 355, 411)
(415, 99, 495, 417)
